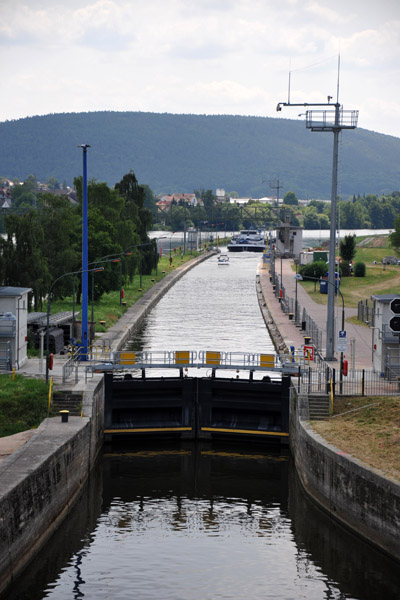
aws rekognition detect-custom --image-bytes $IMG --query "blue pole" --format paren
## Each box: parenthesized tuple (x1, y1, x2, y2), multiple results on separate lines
(80, 144, 90, 359)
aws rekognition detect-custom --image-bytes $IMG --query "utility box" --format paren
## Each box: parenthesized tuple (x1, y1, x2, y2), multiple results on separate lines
(0, 286, 32, 369)
(313, 251, 328, 262)
(371, 294, 400, 376)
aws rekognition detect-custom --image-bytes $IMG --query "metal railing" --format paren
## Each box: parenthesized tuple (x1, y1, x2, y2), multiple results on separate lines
(85, 349, 311, 376)
(357, 300, 374, 326)
(306, 109, 359, 130)
(299, 366, 400, 397)
(0, 341, 11, 372)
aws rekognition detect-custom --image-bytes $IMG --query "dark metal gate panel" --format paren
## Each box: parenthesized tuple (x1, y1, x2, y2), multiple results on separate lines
(104, 374, 290, 443)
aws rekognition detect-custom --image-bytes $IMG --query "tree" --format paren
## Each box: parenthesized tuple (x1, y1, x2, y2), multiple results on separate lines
(303, 207, 320, 229)
(283, 191, 298, 206)
(389, 214, 400, 250)
(340, 234, 356, 262)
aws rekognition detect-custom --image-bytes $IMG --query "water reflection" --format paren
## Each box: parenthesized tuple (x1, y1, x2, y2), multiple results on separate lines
(5, 445, 400, 600)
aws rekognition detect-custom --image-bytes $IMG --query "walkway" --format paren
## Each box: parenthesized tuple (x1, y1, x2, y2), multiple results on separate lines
(258, 258, 374, 369)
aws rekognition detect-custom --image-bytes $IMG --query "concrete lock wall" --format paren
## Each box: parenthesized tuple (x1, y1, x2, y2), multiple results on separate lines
(0, 378, 104, 595)
(289, 390, 400, 561)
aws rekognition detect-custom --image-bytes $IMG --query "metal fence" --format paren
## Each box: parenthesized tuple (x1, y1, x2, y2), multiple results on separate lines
(298, 365, 400, 397)
(357, 300, 374, 326)
(0, 341, 11, 372)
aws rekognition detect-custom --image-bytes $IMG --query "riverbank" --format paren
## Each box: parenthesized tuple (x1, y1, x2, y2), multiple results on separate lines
(0, 249, 218, 596)
(257, 257, 400, 561)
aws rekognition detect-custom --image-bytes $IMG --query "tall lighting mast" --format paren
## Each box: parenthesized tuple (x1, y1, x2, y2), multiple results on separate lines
(276, 64, 358, 360)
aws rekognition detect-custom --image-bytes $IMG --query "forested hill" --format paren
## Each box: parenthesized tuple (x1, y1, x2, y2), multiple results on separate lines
(0, 111, 399, 198)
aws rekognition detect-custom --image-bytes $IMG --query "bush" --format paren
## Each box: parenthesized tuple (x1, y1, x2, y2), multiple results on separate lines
(354, 261, 366, 277)
(340, 260, 352, 277)
(298, 260, 328, 280)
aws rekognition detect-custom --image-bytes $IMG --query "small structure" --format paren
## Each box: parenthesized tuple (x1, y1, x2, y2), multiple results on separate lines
(0, 286, 31, 370)
(275, 215, 303, 258)
(370, 294, 400, 377)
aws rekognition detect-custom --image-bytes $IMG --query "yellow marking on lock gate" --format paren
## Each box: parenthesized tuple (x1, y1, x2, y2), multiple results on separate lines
(120, 352, 136, 365)
(206, 351, 221, 365)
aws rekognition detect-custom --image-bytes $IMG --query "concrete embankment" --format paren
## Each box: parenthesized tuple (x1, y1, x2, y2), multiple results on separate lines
(257, 261, 400, 561)
(289, 392, 400, 561)
(0, 250, 216, 595)
(0, 381, 103, 594)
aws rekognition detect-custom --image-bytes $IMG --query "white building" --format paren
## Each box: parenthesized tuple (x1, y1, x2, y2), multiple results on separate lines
(0, 286, 31, 369)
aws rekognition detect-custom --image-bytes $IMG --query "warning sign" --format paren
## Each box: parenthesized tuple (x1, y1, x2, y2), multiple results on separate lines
(303, 345, 314, 361)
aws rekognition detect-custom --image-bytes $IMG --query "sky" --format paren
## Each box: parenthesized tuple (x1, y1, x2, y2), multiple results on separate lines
(1, 0, 400, 138)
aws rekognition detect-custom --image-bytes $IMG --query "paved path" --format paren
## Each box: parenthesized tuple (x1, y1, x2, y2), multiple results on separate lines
(258, 258, 374, 369)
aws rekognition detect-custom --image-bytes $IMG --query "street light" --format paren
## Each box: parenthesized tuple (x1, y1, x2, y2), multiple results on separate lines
(46, 267, 103, 382)
(277, 70, 358, 360)
(88, 257, 121, 322)
(168, 232, 176, 267)
(78, 144, 91, 362)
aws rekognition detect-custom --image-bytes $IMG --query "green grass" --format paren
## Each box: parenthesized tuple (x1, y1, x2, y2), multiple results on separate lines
(282, 235, 399, 309)
(354, 247, 394, 263)
(0, 374, 49, 437)
(301, 267, 400, 308)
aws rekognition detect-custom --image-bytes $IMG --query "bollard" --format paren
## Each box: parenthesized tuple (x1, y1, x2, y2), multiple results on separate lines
(304, 336, 311, 345)
(288, 313, 293, 320)
(122, 301, 127, 306)
(99, 320, 106, 326)
(60, 410, 70, 423)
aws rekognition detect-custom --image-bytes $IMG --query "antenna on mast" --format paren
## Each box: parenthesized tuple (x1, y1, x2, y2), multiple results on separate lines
(336, 53, 341, 104)
(288, 58, 292, 104)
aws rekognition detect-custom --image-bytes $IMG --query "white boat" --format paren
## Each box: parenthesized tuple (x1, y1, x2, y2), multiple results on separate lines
(227, 230, 267, 252)
(218, 254, 230, 265)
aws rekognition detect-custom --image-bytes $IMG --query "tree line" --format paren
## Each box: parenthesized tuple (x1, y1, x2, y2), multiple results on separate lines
(0, 171, 156, 310)
(154, 190, 400, 232)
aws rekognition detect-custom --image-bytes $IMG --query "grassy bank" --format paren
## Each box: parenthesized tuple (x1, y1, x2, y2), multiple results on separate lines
(312, 395, 400, 481)
(0, 375, 49, 437)
(300, 235, 400, 309)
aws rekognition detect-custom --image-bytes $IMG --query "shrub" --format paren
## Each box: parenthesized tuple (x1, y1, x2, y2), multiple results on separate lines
(299, 260, 328, 280)
(354, 261, 366, 277)
(340, 260, 352, 277)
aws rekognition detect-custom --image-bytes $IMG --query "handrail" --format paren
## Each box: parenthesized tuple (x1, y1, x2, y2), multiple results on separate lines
(87, 349, 308, 375)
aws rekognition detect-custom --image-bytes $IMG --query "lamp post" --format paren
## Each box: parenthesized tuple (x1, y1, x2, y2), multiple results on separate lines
(277, 71, 358, 359)
(88, 257, 121, 322)
(46, 267, 103, 382)
(168, 232, 176, 267)
(294, 260, 299, 324)
(78, 144, 91, 361)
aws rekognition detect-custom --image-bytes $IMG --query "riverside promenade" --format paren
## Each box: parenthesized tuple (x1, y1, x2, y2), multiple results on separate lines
(257, 257, 374, 369)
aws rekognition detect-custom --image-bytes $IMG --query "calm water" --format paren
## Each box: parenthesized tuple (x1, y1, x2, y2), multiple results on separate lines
(5, 446, 400, 600)
(4, 251, 400, 600)
(126, 250, 274, 379)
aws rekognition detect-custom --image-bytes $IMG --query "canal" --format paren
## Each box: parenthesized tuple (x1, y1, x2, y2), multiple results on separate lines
(4, 252, 400, 599)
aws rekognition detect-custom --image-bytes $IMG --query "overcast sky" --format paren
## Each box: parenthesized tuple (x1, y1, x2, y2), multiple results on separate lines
(1, 0, 399, 138)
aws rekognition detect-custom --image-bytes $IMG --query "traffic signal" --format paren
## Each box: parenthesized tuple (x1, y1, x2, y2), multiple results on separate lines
(389, 298, 400, 332)
(389, 316, 400, 332)
(390, 298, 400, 314)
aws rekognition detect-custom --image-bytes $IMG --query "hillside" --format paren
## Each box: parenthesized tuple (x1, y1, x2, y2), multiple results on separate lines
(0, 111, 399, 198)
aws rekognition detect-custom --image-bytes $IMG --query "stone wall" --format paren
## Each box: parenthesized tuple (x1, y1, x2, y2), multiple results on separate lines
(0, 402, 103, 594)
(290, 389, 400, 561)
